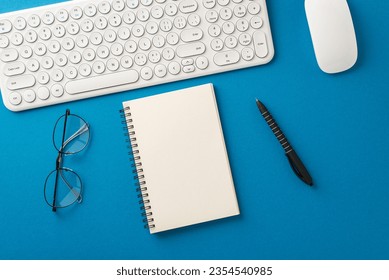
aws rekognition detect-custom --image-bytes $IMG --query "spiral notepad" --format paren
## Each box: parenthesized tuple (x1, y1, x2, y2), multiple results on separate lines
(121, 84, 239, 234)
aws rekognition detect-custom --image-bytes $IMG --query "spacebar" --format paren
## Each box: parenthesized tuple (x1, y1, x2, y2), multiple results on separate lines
(65, 70, 139, 95)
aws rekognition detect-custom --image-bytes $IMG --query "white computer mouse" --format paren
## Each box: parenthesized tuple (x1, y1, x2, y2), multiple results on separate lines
(305, 0, 358, 74)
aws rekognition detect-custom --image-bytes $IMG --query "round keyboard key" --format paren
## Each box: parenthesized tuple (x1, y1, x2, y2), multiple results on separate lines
(137, 9, 150, 22)
(146, 21, 158, 35)
(20, 46, 33, 59)
(109, 14, 122, 27)
(55, 53, 68, 67)
(151, 6, 163, 19)
(9, 91, 22, 105)
(205, 10, 218, 23)
(1, 48, 19, 62)
(69, 51, 82, 64)
(220, 7, 232, 20)
(83, 48, 96, 61)
(48, 40, 61, 53)
(234, 5, 246, 17)
(67, 22, 80, 35)
(127, 0, 139, 9)
(160, 19, 173, 32)
(37, 71, 50, 85)
(218, 0, 229, 6)
(91, 32, 103, 45)
(134, 53, 147, 66)
(0, 35, 9, 48)
(248, 2, 261, 15)
(211, 38, 223, 51)
(166, 32, 179, 45)
(208, 24, 221, 37)
(81, 19, 94, 32)
(121, 56, 133, 69)
(51, 84, 64, 97)
(37, 87, 50, 100)
(162, 47, 175, 60)
(188, 14, 201, 27)
(242, 47, 254, 61)
(203, 0, 216, 9)
(141, 0, 153, 6)
(28, 15, 41, 28)
(107, 58, 120, 71)
(53, 24, 66, 38)
(14, 17, 27, 30)
(65, 66, 78, 79)
(76, 34, 89, 48)
(70, 7, 83, 19)
(174, 16, 187, 29)
(154, 64, 167, 78)
(84, 4, 97, 17)
(148, 50, 161, 63)
(97, 45, 110, 58)
(42, 12, 55, 25)
(26, 59, 40, 72)
(183, 65, 195, 73)
(118, 27, 131, 40)
(79, 64, 92, 76)
(95, 16, 108, 30)
(165, 3, 178, 16)
(196, 56, 209, 70)
(251, 16, 263, 29)
(56, 10, 69, 22)
(225, 35, 238, 48)
(113, 0, 126, 11)
(93, 61, 106, 74)
(123, 11, 136, 24)
(132, 24, 145, 37)
(10, 32, 23, 46)
(23, 89, 36, 103)
(139, 38, 151, 51)
(239, 33, 252, 46)
(104, 30, 117, 43)
(236, 19, 249, 32)
(111, 43, 124, 56)
(124, 40, 137, 53)
(39, 27, 52, 40)
(98, 1, 111, 14)
(34, 43, 47, 56)
(140, 66, 153, 80)
(168, 61, 180, 75)
(25, 30, 38, 43)
(152, 35, 165, 48)
(222, 21, 235, 34)
(0, 19, 12, 34)
(63, 37, 75, 51)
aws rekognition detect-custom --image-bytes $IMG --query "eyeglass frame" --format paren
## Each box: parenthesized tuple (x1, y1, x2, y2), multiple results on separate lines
(44, 109, 90, 212)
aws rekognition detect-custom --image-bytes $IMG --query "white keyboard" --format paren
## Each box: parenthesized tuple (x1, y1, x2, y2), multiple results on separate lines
(0, 0, 274, 111)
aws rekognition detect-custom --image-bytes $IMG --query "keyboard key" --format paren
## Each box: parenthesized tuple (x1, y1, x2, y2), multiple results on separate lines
(176, 42, 206, 58)
(70, 7, 83, 19)
(205, 10, 218, 23)
(25, 30, 38, 43)
(93, 61, 106, 74)
(9, 91, 22, 105)
(42, 57, 54, 69)
(22, 89, 36, 103)
(123, 11, 136, 24)
(154, 64, 167, 77)
(10, 33, 23, 46)
(7, 75, 36, 90)
(26, 59, 40, 72)
(0, 35, 9, 48)
(151, 6, 163, 19)
(145, 22, 158, 35)
(67, 22, 80, 35)
(56, 10, 69, 22)
(203, 0, 216, 9)
(107, 58, 120, 71)
(213, 50, 240, 66)
(0, 49, 19, 62)
(234, 5, 246, 17)
(196, 56, 209, 69)
(14, 17, 27, 31)
(134, 53, 147, 66)
(79, 64, 92, 76)
(162, 47, 175, 60)
(140, 66, 153, 80)
(253, 31, 268, 58)
(65, 70, 139, 94)
(98, 1, 111, 14)
(20, 46, 33, 59)
(251, 16, 263, 29)
(48, 40, 61, 53)
(127, 0, 139, 9)
(218, 0, 230, 6)
(3, 61, 25, 76)
(168, 61, 180, 75)
(179, 0, 198, 13)
(27, 15, 41, 28)
(248, 2, 261, 15)
(181, 28, 203, 42)
(165, 3, 178, 16)
(211, 38, 223, 51)
(139, 38, 151, 51)
(42, 12, 55, 25)
(241, 47, 254, 61)
(174, 16, 187, 29)
(52, 69, 64, 82)
(111, 43, 124, 55)
(188, 14, 201, 26)
(37, 72, 50, 84)
(113, 0, 126, 11)
(120, 56, 133, 68)
(84, 4, 97, 17)
(65, 66, 78, 79)
(51, 84, 64, 97)
(0, 20, 13, 35)
(183, 65, 195, 73)
(55, 53, 68, 67)
(37, 87, 50, 100)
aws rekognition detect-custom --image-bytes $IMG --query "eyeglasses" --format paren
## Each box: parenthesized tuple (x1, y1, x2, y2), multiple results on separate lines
(44, 109, 90, 212)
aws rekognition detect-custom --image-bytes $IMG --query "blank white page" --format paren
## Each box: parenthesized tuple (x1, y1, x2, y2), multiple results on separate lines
(123, 84, 239, 233)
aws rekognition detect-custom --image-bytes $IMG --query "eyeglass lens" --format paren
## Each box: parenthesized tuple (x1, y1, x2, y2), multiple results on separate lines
(44, 168, 82, 208)
(53, 113, 89, 154)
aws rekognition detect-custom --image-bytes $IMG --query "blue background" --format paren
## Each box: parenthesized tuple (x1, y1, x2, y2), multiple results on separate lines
(0, 0, 388, 260)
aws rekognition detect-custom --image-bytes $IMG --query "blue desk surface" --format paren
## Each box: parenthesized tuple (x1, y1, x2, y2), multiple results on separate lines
(0, 0, 388, 260)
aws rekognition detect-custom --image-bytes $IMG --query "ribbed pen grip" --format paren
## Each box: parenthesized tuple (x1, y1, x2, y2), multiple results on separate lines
(120, 107, 155, 229)
(261, 110, 293, 154)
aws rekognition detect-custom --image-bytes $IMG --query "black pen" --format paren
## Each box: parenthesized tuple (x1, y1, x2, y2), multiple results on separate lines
(255, 99, 313, 186)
